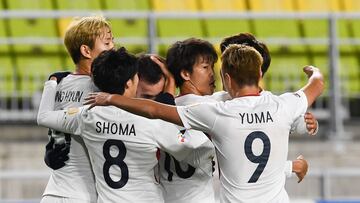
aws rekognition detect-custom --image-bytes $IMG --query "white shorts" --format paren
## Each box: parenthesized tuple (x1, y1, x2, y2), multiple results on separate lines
(41, 195, 94, 203)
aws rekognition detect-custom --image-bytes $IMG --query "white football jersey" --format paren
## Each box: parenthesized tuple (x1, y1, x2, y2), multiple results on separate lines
(177, 91, 308, 203)
(43, 74, 97, 202)
(159, 94, 217, 203)
(38, 81, 208, 203)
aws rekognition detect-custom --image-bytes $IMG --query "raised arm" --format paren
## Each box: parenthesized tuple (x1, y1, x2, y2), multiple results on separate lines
(85, 92, 183, 126)
(301, 66, 324, 107)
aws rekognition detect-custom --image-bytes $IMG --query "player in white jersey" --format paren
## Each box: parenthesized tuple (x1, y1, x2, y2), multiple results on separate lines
(83, 45, 324, 202)
(219, 32, 318, 136)
(38, 48, 211, 202)
(40, 16, 114, 203)
(160, 37, 313, 203)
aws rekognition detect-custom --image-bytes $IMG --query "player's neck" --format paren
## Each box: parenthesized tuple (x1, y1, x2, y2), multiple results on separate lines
(75, 60, 91, 75)
(231, 85, 260, 98)
(179, 81, 202, 96)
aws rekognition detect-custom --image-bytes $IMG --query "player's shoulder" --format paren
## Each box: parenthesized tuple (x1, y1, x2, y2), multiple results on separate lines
(58, 74, 95, 90)
(62, 74, 91, 82)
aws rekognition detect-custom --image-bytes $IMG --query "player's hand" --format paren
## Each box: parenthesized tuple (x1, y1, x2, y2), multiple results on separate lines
(44, 136, 70, 170)
(303, 65, 319, 78)
(304, 112, 318, 136)
(84, 92, 112, 110)
(150, 55, 171, 77)
(150, 55, 176, 96)
(292, 155, 308, 183)
(48, 71, 72, 84)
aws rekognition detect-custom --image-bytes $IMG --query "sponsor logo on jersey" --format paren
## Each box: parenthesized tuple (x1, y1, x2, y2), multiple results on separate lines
(67, 107, 79, 115)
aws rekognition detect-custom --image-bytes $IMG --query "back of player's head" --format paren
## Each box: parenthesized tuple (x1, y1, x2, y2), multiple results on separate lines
(220, 33, 271, 76)
(166, 38, 218, 87)
(137, 54, 165, 85)
(221, 44, 263, 87)
(64, 15, 111, 64)
(91, 47, 138, 95)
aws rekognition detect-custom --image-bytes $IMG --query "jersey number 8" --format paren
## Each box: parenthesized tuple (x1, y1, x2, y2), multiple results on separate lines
(103, 139, 129, 189)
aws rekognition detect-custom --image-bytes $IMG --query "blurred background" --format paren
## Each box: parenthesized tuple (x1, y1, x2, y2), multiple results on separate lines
(1, 0, 360, 202)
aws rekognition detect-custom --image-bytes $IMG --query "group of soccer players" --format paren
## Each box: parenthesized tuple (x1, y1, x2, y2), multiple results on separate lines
(36, 15, 323, 203)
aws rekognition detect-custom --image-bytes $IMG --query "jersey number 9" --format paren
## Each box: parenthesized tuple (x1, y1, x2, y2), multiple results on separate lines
(244, 131, 271, 183)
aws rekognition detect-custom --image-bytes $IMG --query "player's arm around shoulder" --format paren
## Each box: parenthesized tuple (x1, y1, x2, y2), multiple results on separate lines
(85, 92, 183, 126)
(37, 79, 83, 136)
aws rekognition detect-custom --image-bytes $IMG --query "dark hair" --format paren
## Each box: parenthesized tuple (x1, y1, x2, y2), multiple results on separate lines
(166, 38, 218, 87)
(220, 33, 271, 76)
(91, 47, 138, 95)
(137, 54, 164, 85)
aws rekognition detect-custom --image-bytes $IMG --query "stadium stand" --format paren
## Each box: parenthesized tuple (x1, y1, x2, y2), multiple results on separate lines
(199, 0, 250, 38)
(103, 0, 149, 53)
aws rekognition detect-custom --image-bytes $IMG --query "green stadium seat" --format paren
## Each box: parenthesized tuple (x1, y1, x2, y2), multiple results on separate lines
(5, 0, 53, 9)
(248, 0, 300, 39)
(295, 0, 340, 39)
(7, 0, 59, 52)
(0, 2, 9, 52)
(0, 56, 15, 96)
(16, 56, 62, 94)
(338, 50, 360, 96)
(0, 20, 9, 52)
(55, 0, 101, 9)
(200, 0, 250, 38)
(104, 0, 150, 53)
(265, 45, 309, 93)
(153, 0, 204, 39)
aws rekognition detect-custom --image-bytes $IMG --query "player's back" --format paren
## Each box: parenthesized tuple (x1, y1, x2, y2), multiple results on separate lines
(159, 94, 216, 203)
(79, 105, 194, 203)
(43, 74, 97, 202)
(178, 91, 308, 203)
(214, 92, 307, 203)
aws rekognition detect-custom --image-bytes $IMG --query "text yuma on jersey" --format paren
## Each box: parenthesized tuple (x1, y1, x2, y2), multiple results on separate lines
(95, 122, 136, 136)
(55, 91, 83, 103)
(239, 111, 273, 124)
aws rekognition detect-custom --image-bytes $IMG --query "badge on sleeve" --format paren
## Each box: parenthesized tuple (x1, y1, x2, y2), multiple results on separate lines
(67, 107, 79, 115)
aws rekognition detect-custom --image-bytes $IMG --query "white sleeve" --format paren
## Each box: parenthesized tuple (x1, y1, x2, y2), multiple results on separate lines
(284, 160, 293, 178)
(176, 102, 218, 134)
(37, 80, 83, 135)
(290, 115, 306, 135)
(279, 90, 308, 121)
(154, 121, 195, 162)
(176, 129, 215, 167)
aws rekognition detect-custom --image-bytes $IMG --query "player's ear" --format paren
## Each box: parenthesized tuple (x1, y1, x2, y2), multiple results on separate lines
(80, 45, 91, 59)
(180, 69, 191, 81)
(224, 72, 232, 90)
(125, 74, 138, 90)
